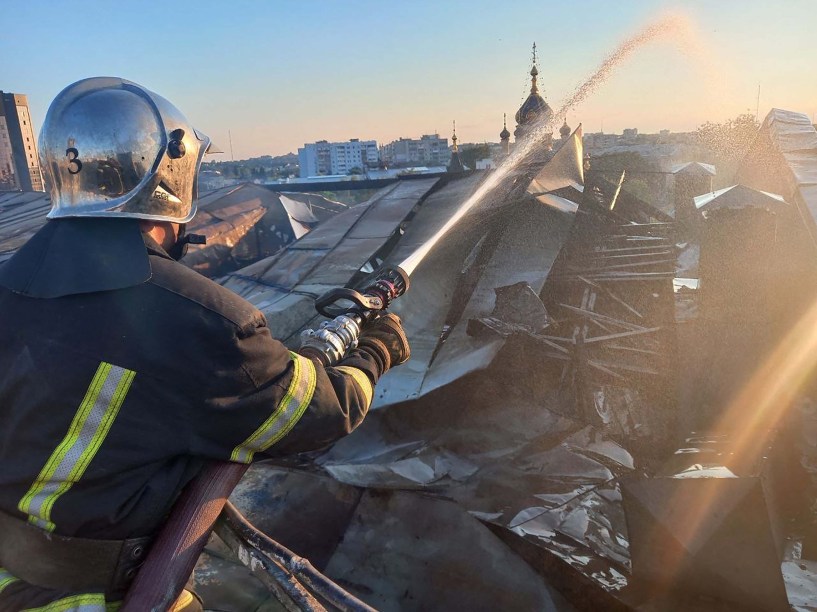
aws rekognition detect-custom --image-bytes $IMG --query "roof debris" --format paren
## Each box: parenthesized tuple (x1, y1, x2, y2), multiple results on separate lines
(2, 108, 817, 611)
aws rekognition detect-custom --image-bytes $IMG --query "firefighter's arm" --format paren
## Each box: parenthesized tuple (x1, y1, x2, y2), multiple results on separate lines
(269, 313, 410, 456)
(188, 312, 409, 462)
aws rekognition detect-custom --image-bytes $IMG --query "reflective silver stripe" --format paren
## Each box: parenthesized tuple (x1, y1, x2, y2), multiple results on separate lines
(18, 363, 135, 532)
(230, 352, 317, 463)
(334, 366, 374, 407)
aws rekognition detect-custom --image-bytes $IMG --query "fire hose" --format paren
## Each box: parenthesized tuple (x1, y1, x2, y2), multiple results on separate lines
(122, 266, 409, 611)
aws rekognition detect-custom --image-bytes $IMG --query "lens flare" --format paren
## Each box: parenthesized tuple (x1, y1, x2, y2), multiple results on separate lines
(657, 297, 817, 583)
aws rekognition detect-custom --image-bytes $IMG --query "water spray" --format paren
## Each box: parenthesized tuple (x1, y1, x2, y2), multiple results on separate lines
(302, 13, 696, 365)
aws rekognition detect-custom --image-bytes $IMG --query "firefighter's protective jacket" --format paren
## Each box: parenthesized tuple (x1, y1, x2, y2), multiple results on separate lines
(0, 218, 384, 608)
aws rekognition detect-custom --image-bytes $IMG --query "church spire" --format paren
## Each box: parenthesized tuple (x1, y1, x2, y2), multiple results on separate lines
(560, 118, 571, 140)
(530, 42, 539, 95)
(514, 42, 553, 142)
(500, 113, 511, 155)
(447, 120, 465, 173)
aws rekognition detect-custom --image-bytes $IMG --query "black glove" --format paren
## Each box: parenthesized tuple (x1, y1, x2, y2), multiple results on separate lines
(357, 313, 410, 371)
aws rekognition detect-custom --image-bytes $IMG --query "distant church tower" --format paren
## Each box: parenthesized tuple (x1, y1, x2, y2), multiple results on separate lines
(514, 43, 553, 148)
(560, 119, 571, 142)
(500, 113, 511, 156)
(447, 120, 465, 173)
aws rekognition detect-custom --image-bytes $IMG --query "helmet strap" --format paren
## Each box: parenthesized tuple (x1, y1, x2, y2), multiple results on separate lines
(167, 225, 207, 261)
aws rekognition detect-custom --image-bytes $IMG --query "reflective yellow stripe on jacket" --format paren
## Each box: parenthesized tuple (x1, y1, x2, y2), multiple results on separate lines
(17, 362, 136, 532)
(334, 366, 374, 407)
(20, 592, 109, 611)
(230, 352, 317, 463)
(0, 567, 18, 594)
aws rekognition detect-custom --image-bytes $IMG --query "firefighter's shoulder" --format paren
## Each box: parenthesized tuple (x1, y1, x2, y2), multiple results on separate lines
(147, 252, 266, 334)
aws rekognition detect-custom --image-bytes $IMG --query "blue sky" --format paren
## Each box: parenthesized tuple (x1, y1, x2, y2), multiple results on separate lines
(3, 1, 815, 159)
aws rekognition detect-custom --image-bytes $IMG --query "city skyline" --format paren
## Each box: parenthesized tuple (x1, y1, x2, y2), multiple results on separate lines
(3, 0, 816, 160)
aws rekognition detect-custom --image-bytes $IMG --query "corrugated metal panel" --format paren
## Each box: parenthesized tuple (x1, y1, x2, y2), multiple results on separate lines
(220, 179, 439, 342)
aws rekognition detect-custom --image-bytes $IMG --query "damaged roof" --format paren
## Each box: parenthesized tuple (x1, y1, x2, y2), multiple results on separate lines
(738, 108, 817, 245)
(208, 126, 688, 610)
(221, 130, 587, 408)
(184, 182, 348, 277)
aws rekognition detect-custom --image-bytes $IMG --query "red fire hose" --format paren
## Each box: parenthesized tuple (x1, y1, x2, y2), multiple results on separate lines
(121, 461, 249, 611)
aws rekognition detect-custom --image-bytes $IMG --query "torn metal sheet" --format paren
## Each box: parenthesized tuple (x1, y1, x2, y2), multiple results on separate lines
(221, 134, 583, 410)
(374, 135, 583, 406)
(416, 197, 574, 398)
(278, 194, 320, 225)
(322, 490, 570, 611)
(224, 463, 572, 611)
(528, 126, 585, 195)
(783, 559, 817, 611)
(299, 355, 638, 601)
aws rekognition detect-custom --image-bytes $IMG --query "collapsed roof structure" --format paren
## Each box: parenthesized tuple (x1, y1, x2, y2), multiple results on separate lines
(2, 96, 817, 609)
(202, 125, 687, 610)
(193, 108, 817, 611)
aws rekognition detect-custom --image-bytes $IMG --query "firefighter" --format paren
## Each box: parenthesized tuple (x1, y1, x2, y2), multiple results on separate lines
(0, 77, 409, 611)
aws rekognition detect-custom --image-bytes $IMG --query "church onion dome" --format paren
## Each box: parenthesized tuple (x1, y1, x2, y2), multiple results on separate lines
(515, 64, 553, 126)
(447, 120, 465, 173)
(500, 114, 510, 140)
(560, 119, 571, 138)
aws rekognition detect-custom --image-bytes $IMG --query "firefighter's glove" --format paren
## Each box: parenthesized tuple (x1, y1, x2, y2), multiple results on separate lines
(358, 313, 410, 372)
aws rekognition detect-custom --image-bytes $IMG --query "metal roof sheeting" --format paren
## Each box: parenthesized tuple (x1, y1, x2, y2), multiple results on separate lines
(693, 184, 787, 213)
(738, 108, 817, 246)
(670, 161, 716, 176)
